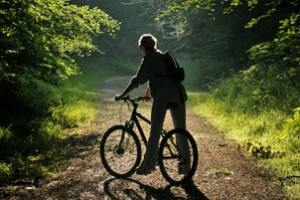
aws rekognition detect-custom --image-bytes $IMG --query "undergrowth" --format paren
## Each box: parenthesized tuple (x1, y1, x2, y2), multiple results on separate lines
(187, 67, 300, 199)
(0, 56, 132, 184)
(189, 92, 300, 198)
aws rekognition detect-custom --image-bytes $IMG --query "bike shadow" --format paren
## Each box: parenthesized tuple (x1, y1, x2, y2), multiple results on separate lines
(103, 177, 209, 200)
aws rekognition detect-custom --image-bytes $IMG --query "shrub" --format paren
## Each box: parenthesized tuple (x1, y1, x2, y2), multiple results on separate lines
(0, 162, 11, 182)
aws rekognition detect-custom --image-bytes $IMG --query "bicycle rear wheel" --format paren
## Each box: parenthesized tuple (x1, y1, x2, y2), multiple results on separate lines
(100, 125, 141, 178)
(158, 128, 198, 185)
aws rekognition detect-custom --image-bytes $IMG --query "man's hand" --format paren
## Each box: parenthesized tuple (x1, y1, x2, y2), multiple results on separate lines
(115, 94, 125, 101)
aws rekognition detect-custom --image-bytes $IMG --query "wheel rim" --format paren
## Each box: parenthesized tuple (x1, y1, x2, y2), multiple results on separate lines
(159, 129, 198, 184)
(102, 127, 140, 176)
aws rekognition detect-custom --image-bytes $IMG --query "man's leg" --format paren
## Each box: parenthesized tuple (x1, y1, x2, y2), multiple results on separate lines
(170, 102, 191, 174)
(137, 93, 167, 172)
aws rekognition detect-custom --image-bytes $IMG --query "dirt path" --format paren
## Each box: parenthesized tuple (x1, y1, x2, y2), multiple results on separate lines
(2, 77, 286, 200)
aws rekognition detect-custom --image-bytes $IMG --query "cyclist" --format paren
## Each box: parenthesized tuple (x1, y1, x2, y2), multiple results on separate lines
(115, 34, 190, 175)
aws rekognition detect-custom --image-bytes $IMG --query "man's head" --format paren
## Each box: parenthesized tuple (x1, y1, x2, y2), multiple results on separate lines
(138, 34, 157, 55)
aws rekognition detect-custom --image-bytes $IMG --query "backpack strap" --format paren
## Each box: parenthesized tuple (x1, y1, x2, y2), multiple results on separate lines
(167, 51, 179, 69)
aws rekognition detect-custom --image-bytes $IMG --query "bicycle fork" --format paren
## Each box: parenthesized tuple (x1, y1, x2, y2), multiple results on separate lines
(116, 121, 134, 154)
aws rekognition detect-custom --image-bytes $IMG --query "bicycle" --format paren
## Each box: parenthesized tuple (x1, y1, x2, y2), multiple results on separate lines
(100, 96, 198, 185)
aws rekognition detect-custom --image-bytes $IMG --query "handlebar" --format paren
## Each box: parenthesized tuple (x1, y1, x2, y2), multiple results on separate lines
(115, 95, 150, 103)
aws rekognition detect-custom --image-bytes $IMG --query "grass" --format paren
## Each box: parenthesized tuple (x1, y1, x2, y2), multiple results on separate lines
(207, 167, 231, 175)
(187, 90, 300, 199)
(35, 57, 134, 171)
(182, 57, 300, 198)
(0, 56, 135, 183)
(54, 56, 135, 128)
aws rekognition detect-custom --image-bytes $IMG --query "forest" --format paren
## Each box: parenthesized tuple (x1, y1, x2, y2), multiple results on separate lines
(0, 0, 299, 199)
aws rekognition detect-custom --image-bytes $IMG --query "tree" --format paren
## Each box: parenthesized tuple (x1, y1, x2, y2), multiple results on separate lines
(0, 0, 120, 85)
(0, 0, 120, 137)
(155, 0, 299, 92)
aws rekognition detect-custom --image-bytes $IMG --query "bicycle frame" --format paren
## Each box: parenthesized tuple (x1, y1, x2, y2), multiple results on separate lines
(117, 97, 180, 163)
(124, 99, 167, 147)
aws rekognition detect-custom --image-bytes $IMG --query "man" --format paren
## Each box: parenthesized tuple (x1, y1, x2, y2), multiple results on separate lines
(115, 34, 190, 174)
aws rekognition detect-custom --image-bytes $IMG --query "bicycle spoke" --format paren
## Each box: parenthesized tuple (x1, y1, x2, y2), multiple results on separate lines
(105, 132, 137, 173)
(159, 129, 198, 185)
(100, 126, 141, 178)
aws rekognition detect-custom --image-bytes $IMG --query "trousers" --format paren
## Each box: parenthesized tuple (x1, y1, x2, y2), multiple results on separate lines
(139, 87, 190, 171)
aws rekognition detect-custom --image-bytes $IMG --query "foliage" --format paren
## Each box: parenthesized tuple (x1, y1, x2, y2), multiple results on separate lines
(151, 0, 277, 87)
(0, 0, 120, 133)
(154, 0, 300, 90)
(189, 86, 300, 198)
(245, 14, 300, 111)
(0, 162, 11, 181)
(0, 0, 119, 84)
(0, 56, 126, 183)
(0, 0, 120, 183)
(283, 108, 300, 152)
(247, 141, 273, 159)
(71, 0, 166, 60)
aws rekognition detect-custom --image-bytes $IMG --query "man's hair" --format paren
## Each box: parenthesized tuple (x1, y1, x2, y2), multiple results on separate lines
(138, 34, 157, 51)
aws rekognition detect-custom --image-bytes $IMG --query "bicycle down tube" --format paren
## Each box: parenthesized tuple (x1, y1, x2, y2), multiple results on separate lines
(130, 111, 149, 146)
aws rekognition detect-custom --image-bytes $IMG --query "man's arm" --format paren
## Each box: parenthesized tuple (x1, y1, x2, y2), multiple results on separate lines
(115, 58, 150, 100)
(115, 82, 136, 100)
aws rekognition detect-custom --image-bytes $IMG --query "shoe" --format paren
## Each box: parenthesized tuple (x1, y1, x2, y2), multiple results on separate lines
(136, 163, 156, 175)
(136, 167, 153, 175)
(136, 169, 152, 175)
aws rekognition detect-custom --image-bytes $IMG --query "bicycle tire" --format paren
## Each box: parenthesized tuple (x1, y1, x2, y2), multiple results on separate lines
(158, 128, 198, 185)
(100, 125, 142, 178)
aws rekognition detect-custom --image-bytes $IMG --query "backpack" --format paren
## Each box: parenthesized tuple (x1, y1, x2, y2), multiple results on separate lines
(163, 51, 185, 83)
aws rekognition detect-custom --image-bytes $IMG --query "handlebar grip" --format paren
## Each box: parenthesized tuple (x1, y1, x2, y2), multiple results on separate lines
(115, 95, 129, 102)
(136, 97, 144, 101)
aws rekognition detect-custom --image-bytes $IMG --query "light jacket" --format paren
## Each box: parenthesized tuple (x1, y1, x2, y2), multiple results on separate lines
(129, 49, 178, 98)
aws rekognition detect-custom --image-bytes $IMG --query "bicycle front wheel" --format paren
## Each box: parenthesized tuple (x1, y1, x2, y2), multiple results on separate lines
(100, 125, 142, 178)
(158, 128, 198, 185)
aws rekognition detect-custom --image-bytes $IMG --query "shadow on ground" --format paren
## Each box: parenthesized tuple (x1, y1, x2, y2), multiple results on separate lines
(104, 177, 209, 200)
(36, 132, 100, 168)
